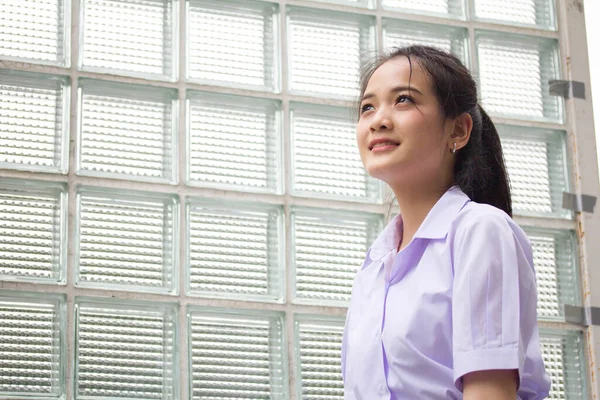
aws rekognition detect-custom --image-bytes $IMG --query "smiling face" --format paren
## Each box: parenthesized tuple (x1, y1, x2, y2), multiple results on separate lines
(356, 57, 455, 188)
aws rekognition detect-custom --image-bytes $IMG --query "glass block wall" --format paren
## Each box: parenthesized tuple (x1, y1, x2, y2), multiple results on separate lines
(0, 0, 588, 399)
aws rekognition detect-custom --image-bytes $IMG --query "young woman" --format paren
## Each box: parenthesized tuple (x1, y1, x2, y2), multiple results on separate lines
(341, 46, 551, 399)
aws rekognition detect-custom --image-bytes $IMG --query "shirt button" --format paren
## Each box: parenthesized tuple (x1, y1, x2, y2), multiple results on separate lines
(379, 383, 387, 393)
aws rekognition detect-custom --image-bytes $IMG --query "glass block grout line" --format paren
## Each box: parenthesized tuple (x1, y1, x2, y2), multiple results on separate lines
(0, 279, 581, 328)
(0, 280, 353, 326)
(467, 19, 478, 79)
(63, 0, 81, 396)
(176, 1, 188, 398)
(375, 0, 384, 55)
(0, 61, 566, 124)
(278, 2, 299, 395)
(0, 170, 391, 212)
(0, 282, 585, 326)
(0, 169, 579, 232)
(0, 60, 569, 132)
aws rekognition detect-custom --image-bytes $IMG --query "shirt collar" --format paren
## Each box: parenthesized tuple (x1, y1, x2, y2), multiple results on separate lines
(367, 186, 471, 263)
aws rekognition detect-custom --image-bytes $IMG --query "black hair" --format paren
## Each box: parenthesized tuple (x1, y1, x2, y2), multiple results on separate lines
(358, 45, 512, 216)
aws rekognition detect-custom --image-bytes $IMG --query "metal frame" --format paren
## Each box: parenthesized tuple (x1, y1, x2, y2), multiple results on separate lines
(0, 0, 597, 398)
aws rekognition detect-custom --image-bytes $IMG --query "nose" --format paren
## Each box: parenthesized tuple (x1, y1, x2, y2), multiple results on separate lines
(369, 107, 393, 132)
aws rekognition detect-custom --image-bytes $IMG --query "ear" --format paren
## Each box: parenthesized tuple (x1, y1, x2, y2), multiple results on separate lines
(448, 112, 473, 152)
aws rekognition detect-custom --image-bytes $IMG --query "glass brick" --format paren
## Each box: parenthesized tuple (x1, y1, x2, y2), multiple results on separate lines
(80, 0, 176, 80)
(74, 297, 178, 400)
(474, 0, 556, 30)
(0, 70, 69, 173)
(0, 179, 67, 284)
(0, 0, 69, 66)
(499, 125, 569, 218)
(290, 102, 379, 201)
(304, 0, 373, 8)
(75, 187, 179, 294)
(0, 291, 66, 399)
(187, 308, 287, 400)
(382, 19, 468, 65)
(77, 79, 177, 183)
(187, 0, 279, 91)
(523, 228, 578, 321)
(294, 315, 344, 400)
(186, 198, 284, 302)
(187, 91, 281, 193)
(287, 6, 376, 99)
(291, 207, 382, 305)
(540, 329, 586, 400)
(476, 31, 562, 122)
(382, 0, 464, 19)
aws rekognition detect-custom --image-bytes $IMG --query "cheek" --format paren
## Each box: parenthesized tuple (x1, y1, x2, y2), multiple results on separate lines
(404, 111, 429, 131)
(355, 124, 369, 150)
(355, 127, 371, 169)
(405, 113, 443, 147)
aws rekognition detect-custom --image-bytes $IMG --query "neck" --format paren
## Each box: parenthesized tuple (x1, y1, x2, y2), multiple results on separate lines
(391, 182, 452, 251)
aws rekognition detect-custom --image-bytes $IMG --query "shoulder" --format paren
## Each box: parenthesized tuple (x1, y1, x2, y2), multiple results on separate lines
(451, 202, 529, 246)
(448, 201, 533, 268)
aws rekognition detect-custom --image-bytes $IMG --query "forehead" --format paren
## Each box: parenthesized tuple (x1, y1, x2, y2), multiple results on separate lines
(365, 56, 431, 94)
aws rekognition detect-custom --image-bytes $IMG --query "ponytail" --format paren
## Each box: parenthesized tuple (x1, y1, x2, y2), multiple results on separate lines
(454, 105, 512, 216)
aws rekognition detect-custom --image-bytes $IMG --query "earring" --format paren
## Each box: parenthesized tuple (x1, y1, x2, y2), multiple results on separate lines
(452, 142, 457, 154)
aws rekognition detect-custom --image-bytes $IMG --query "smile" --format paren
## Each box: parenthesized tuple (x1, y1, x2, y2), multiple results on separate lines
(370, 142, 400, 152)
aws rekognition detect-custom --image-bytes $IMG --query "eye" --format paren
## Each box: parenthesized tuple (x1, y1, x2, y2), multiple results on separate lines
(396, 94, 413, 104)
(360, 103, 375, 114)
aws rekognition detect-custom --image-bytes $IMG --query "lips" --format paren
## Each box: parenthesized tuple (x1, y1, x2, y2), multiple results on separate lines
(369, 139, 400, 151)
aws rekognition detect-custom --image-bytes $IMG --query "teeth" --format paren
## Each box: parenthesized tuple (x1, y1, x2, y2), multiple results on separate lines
(372, 141, 397, 148)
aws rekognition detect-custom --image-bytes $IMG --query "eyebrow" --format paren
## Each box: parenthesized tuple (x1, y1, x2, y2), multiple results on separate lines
(361, 85, 423, 102)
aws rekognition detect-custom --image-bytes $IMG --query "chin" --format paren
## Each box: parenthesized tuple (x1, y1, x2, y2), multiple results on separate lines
(364, 163, 403, 184)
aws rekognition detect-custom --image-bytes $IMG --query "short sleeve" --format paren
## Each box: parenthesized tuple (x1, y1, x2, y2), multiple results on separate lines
(451, 212, 536, 391)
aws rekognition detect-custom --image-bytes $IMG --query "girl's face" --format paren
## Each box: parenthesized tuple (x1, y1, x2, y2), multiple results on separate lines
(356, 57, 455, 187)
